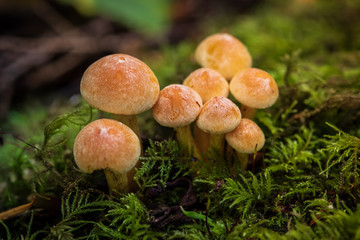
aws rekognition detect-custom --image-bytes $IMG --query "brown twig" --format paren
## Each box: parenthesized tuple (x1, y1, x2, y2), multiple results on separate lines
(27, 53, 86, 88)
(31, 1, 78, 36)
(0, 195, 35, 221)
(291, 94, 360, 122)
(0, 2, 144, 118)
(287, 216, 293, 231)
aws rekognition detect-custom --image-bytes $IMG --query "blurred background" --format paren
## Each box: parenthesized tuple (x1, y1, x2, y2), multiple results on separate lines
(0, 0, 359, 122)
(0, 0, 263, 120)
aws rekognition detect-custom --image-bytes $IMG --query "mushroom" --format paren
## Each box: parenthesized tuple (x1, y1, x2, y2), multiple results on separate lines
(196, 96, 241, 156)
(73, 118, 141, 195)
(80, 54, 160, 140)
(195, 33, 252, 80)
(152, 84, 203, 159)
(229, 68, 279, 119)
(183, 68, 229, 103)
(183, 68, 229, 153)
(225, 118, 265, 170)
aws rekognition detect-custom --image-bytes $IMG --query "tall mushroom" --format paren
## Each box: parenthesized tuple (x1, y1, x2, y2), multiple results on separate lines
(195, 33, 252, 80)
(152, 84, 203, 159)
(183, 68, 229, 153)
(80, 54, 160, 140)
(196, 96, 241, 157)
(229, 68, 279, 119)
(225, 118, 265, 171)
(73, 119, 141, 196)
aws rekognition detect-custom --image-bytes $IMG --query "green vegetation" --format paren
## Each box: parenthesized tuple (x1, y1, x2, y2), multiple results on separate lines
(58, 0, 171, 36)
(1, 0, 360, 239)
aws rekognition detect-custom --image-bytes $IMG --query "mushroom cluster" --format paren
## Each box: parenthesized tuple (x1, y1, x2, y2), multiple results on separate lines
(73, 33, 279, 195)
(187, 33, 278, 169)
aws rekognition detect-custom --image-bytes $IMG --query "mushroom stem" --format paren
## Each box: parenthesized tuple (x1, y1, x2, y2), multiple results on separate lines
(104, 169, 129, 196)
(209, 134, 225, 156)
(174, 125, 201, 160)
(126, 165, 140, 193)
(240, 105, 257, 120)
(235, 151, 248, 171)
(112, 114, 141, 141)
(112, 114, 142, 193)
(194, 124, 210, 156)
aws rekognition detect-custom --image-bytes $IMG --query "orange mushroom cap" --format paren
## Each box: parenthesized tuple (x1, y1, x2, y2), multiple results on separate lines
(196, 96, 241, 134)
(230, 68, 279, 109)
(225, 118, 265, 154)
(195, 33, 252, 80)
(80, 54, 160, 115)
(183, 68, 229, 103)
(152, 84, 203, 128)
(73, 119, 141, 174)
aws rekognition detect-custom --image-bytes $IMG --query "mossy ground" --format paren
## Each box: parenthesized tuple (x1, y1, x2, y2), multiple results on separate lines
(1, 0, 360, 239)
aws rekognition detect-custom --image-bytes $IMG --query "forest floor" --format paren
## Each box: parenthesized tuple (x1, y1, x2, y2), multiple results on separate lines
(0, 0, 360, 239)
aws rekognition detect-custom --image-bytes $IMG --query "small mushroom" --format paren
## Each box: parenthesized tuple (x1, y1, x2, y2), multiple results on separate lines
(183, 68, 229, 103)
(80, 54, 160, 140)
(225, 118, 265, 170)
(229, 68, 279, 119)
(183, 68, 229, 153)
(196, 96, 241, 156)
(73, 119, 141, 196)
(152, 84, 203, 159)
(195, 33, 252, 80)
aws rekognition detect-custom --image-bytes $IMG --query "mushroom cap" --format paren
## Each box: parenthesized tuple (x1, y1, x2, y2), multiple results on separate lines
(195, 33, 252, 80)
(230, 68, 279, 109)
(73, 119, 140, 174)
(152, 84, 203, 128)
(80, 54, 160, 115)
(225, 118, 265, 154)
(196, 96, 241, 134)
(183, 68, 229, 103)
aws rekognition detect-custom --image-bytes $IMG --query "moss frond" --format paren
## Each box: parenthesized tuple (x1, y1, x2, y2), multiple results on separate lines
(267, 126, 321, 173)
(320, 123, 360, 182)
(256, 205, 360, 240)
(94, 194, 163, 240)
(135, 140, 188, 191)
(41, 104, 95, 150)
(46, 191, 105, 239)
(221, 170, 275, 219)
